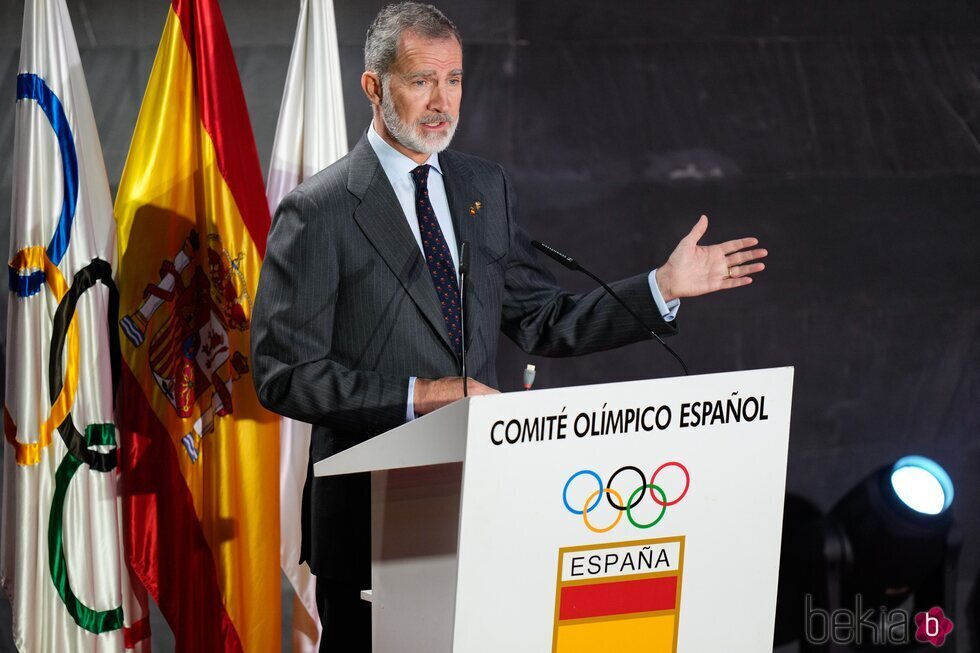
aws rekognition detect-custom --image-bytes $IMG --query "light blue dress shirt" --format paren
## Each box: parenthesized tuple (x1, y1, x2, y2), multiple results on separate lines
(365, 123, 679, 422)
(367, 125, 459, 270)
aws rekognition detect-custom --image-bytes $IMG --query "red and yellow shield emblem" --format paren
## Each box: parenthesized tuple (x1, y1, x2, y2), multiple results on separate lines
(553, 536, 684, 652)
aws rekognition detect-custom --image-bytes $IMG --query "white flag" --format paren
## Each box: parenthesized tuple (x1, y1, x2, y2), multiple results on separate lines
(267, 0, 348, 650)
(1, 0, 149, 650)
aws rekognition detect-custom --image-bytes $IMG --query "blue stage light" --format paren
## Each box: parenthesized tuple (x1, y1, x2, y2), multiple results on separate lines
(890, 455, 954, 515)
(776, 456, 962, 646)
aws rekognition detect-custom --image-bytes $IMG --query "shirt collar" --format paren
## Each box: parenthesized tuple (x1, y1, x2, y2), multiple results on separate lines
(367, 121, 444, 181)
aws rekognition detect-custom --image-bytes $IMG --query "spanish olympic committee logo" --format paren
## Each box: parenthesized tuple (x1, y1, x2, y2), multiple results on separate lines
(553, 536, 685, 653)
(562, 462, 690, 533)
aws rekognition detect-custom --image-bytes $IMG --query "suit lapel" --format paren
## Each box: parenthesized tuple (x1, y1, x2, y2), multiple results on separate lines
(440, 151, 488, 358)
(348, 136, 456, 356)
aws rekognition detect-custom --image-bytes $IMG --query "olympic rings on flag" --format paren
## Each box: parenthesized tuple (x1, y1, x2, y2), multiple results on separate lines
(15, 73, 79, 269)
(6, 70, 82, 464)
(563, 462, 690, 532)
(7, 74, 124, 634)
(48, 423, 124, 634)
(48, 259, 121, 472)
(45, 258, 124, 634)
(4, 247, 74, 466)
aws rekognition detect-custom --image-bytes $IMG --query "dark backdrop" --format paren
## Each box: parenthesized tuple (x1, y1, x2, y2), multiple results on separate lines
(1, 1, 978, 651)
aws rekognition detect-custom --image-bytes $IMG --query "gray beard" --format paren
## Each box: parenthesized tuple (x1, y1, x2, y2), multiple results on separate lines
(380, 80, 458, 155)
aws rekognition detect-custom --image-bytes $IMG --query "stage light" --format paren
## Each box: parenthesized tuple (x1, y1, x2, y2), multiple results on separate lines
(889, 455, 953, 516)
(829, 455, 957, 610)
(773, 456, 960, 651)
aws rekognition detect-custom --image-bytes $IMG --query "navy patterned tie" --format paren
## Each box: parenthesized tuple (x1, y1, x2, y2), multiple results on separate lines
(410, 164, 462, 359)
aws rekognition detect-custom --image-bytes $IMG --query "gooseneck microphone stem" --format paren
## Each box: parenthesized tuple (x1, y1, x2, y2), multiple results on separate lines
(578, 267, 689, 376)
(531, 240, 689, 376)
(458, 241, 470, 396)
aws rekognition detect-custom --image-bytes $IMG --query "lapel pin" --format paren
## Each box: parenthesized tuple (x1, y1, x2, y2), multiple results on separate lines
(469, 201, 482, 216)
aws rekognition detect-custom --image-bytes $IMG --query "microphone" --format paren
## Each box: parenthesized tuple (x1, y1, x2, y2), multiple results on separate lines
(458, 241, 470, 396)
(532, 240, 581, 271)
(530, 240, 689, 376)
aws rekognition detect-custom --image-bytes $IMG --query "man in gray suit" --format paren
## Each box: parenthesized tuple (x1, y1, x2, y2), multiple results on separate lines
(252, 3, 766, 650)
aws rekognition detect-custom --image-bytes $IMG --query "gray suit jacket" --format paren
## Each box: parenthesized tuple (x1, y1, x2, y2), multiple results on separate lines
(251, 134, 677, 580)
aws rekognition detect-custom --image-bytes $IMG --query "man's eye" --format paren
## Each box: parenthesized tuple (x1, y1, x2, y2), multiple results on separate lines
(413, 79, 427, 87)
(449, 78, 461, 86)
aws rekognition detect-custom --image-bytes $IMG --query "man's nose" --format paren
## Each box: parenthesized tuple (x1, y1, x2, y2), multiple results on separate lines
(427, 82, 450, 112)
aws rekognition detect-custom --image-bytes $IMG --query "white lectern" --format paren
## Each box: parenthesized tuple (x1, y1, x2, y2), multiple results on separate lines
(314, 367, 794, 652)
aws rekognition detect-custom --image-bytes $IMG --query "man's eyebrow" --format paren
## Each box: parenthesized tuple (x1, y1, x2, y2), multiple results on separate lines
(403, 69, 464, 78)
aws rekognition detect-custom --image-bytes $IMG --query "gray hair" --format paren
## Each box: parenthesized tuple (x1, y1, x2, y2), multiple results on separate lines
(364, 2, 461, 77)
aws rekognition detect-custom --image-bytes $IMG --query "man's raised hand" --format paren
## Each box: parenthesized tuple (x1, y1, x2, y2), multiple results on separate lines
(654, 215, 767, 302)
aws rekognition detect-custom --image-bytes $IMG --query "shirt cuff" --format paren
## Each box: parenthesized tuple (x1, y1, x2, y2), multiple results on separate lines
(648, 269, 680, 321)
(406, 376, 418, 422)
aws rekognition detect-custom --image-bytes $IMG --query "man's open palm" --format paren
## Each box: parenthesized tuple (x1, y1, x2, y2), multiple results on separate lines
(656, 215, 767, 301)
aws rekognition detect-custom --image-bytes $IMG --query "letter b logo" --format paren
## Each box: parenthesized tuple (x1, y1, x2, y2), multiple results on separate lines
(914, 607, 953, 647)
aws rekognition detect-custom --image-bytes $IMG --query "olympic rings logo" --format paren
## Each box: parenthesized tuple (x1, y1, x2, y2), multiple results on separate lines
(8, 74, 124, 634)
(562, 462, 690, 533)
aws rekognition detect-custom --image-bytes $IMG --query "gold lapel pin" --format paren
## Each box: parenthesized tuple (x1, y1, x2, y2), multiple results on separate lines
(469, 201, 482, 215)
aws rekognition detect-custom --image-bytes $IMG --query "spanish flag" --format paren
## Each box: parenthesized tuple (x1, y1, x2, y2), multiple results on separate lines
(113, 0, 279, 650)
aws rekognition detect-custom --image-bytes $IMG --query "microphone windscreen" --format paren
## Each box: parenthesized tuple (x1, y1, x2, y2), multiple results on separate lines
(459, 240, 470, 274)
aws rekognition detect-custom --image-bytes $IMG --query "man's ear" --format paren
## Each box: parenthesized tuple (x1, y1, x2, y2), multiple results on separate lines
(361, 71, 382, 106)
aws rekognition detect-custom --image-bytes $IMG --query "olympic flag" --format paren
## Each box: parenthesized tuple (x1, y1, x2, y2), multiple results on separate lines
(267, 0, 348, 649)
(1, 0, 149, 650)
(113, 0, 280, 649)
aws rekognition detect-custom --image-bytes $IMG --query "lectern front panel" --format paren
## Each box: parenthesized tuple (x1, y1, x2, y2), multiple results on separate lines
(451, 368, 794, 652)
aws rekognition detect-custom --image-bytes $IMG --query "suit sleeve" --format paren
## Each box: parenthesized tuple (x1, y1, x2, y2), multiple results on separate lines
(251, 187, 409, 436)
(497, 166, 678, 357)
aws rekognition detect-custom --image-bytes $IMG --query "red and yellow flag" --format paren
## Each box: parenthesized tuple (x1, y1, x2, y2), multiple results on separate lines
(113, 0, 279, 649)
